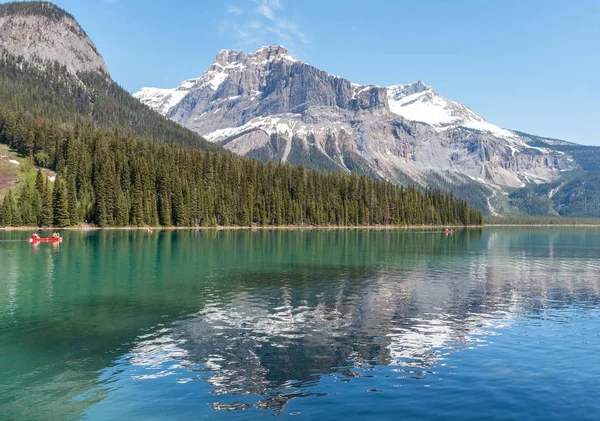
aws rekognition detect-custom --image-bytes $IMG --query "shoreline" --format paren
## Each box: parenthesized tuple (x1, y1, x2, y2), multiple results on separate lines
(0, 224, 480, 231)
(2, 224, 600, 231)
(483, 224, 600, 227)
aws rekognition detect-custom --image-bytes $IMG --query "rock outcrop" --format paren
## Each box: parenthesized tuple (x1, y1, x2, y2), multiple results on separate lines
(0, 1, 108, 76)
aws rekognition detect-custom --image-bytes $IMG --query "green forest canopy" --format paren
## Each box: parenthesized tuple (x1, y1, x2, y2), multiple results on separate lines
(0, 111, 482, 227)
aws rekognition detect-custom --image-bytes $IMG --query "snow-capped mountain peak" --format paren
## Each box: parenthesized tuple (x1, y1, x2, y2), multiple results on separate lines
(387, 82, 516, 139)
(252, 45, 298, 63)
(387, 81, 432, 97)
(212, 45, 297, 70)
(135, 46, 303, 116)
(133, 76, 202, 116)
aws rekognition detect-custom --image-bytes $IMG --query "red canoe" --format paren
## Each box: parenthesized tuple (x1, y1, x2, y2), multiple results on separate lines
(28, 237, 63, 243)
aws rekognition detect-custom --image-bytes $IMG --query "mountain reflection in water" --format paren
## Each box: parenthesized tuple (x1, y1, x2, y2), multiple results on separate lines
(114, 230, 600, 413)
(1, 229, 599, 420)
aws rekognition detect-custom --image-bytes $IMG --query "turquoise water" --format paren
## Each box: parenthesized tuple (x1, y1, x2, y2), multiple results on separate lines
(1, 228, 599, 420)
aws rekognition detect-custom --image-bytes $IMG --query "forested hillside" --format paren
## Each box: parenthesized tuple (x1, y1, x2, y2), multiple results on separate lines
(501, 134, 600, 217)
(0, 51, 217, 151)
(0, 110, 482, 227)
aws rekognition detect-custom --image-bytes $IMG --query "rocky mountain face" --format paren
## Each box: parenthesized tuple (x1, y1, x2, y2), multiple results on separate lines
(135, 47, 586, 216)
(0, 1, 215, 151)
(0, 1, 108, 76)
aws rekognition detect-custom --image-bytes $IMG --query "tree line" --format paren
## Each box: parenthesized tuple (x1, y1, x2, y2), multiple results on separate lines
(484, 216, 600, 226)
(0, 108, 482, 227)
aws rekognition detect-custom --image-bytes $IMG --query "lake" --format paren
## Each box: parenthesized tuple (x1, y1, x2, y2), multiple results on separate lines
(1, 228, 599, 420)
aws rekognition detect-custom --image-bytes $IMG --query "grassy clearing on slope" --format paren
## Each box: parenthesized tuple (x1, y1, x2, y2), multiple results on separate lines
(0, 143, 23, 201)
(0, 144, 54, 201)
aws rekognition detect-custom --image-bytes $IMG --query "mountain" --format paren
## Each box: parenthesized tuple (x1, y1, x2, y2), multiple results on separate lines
(135, 46, 598, 216)
(0, 2, 482, 228)
(0, 1, 108, 76)
(0, 1, 216, 150)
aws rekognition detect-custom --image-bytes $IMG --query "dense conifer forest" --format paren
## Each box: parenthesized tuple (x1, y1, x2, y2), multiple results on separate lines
(0, 49, 482, 228)
(0, 113, 482, 227)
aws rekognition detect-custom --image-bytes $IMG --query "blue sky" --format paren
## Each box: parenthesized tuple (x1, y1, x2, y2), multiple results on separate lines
(3, 0, 599, 144)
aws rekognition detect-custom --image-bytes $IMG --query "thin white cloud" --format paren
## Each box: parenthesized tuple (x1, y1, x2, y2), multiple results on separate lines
(226, 4, 244, 16)
(257, 0, 281, 20)
(257, 4, 275, 20)
(219, 0, 308, 56)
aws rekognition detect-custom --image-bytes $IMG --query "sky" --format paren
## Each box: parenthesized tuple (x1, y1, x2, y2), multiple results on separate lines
(2, 0, 599, 144)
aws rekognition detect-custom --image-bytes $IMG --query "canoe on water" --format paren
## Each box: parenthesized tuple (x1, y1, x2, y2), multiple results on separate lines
(28, 237, 63, 243)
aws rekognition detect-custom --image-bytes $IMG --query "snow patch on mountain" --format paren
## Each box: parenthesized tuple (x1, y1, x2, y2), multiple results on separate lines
(134, 76, 205, 115)
(387, 82, 517, 140)
(134, 87, 189, 116)
(199, 71, 229, 91)
(134, 70, 231, 115)
(255, 45, 298, 63)
(205, 114, 352, 143)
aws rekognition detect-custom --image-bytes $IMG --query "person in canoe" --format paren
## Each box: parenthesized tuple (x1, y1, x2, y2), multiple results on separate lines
(32, 233, 39, 240)
(52, 232, 59, 239)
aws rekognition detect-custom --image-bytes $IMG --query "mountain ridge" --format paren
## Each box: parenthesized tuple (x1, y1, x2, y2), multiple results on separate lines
(0, 1, 108, 76)
(134, 45, 588, 216)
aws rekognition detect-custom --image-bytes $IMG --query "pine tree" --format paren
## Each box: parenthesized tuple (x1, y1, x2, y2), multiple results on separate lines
(8, 189, 21, 226)
(52, 175, 70, 227)
(0, 191, 14, 226)
(115, 188, 129, 226)
(17, 181, 35, 226)
(41, 176, 53, 226)
(67, 171, 78, 224)
(131, 172, 144, 226)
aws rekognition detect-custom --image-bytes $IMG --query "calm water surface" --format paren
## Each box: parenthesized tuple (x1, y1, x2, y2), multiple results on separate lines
(1, 228, 599, 420)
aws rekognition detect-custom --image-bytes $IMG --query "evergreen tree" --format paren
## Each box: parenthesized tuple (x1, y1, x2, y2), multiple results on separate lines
(67, 171, 78, 224)
(131, 173, 144, 226)
(18, 181, 35, 226)
(8, 189, 21, 226)
(0, 191, 14, 226)
(115, 188, 129, 226)
(41, 177, 53, 226)
(33, 171, 54, 226)
(52, 175, 70, 227)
